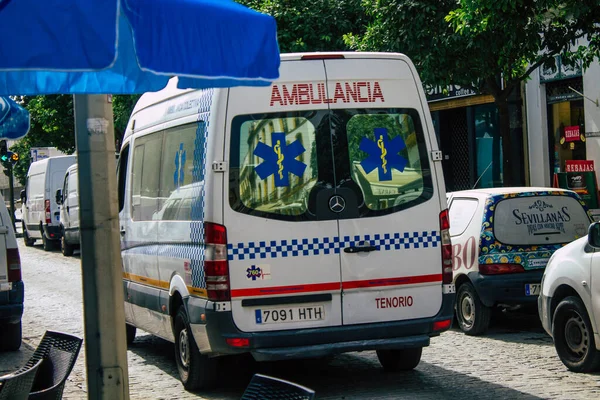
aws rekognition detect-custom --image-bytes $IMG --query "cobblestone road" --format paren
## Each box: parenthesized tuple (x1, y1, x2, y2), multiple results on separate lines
(3, 239, 600, 399)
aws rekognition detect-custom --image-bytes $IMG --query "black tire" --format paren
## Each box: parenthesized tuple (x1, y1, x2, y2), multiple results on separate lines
(376, 347, 422, 372)
(42, 234, 53, 251)
(126, 323, 137, 345)
(61, 235, 74, 256)
(23, 223, 34, 247)
(174, 307, 218, 390)
(552, 296, 600, 372)
(455, 282, 491, 335)
(1, 321, 22, 351)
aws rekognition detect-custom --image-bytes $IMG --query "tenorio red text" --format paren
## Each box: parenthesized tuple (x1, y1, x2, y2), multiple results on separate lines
(270, 82, 385, 106)
(376, 296, 413, 309)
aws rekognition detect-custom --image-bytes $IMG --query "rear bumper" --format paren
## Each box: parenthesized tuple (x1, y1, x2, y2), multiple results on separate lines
(187, 292, 455, 361)
(0, 281, 24, 324)
(43, 224, 62, 240)
(469, 270, 544, 307)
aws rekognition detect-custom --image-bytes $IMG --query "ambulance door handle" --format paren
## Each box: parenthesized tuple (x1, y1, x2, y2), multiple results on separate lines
(344, 245, 379, 254)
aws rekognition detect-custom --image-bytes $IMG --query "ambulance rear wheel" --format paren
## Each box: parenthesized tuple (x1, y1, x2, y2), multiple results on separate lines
(456, 282, 491, 336)
(376, 347, 422, 372)
(174, 306, 218, 390)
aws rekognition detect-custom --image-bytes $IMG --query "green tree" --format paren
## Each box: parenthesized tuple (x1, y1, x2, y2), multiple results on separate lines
(10, 94, 139, 184)
(348, 0, 600, 185)
(238, 0, 370, 52)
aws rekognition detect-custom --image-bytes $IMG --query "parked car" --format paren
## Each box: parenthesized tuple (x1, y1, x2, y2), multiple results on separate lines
(539, 222, 600, 372)
(21, 155, 77, 250)
(56, 164, 80, 256)
(0, 199, 23, 351)
(448, 187, 592, 335)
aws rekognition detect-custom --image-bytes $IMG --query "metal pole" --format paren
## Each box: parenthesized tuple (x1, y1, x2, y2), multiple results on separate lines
(73, 94, 130, 400)
(8, 163, 14, 231)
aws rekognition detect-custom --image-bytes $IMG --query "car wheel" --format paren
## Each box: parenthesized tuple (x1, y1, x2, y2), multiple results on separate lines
(0, 321, 22, 351)
(23, 223, 34, 247)
(42, 234, 53, 251)
(174, 306, 218, 390)
(62, 236, 74, 256)
(376, 347, 422, 372)
(126, 323, 136, 345)
(552, 296, 600, 372)
(455, 282, 491, 336)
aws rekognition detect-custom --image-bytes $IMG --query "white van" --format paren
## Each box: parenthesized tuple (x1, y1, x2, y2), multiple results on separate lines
(117, 52, 455, 390)
(56, 164, 80, 256)
(21, 155, 77, 250)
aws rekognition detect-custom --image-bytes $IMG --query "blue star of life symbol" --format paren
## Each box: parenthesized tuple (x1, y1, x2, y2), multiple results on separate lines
(254, 132, 307, 187)
(247, 265, 262, 280)
(359, 128, 407, 181)
(174, 143, 186, 189)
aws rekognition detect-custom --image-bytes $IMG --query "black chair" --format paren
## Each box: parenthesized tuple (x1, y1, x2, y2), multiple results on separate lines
(240, 374, 315, 400)
(0, 359, 43, 400)
(24, 331, 83, 400)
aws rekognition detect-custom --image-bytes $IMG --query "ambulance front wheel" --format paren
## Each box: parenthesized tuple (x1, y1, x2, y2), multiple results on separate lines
(174, 306, 218, 391)
(456, 282, 491, 336)
(376, 347, 422, 372)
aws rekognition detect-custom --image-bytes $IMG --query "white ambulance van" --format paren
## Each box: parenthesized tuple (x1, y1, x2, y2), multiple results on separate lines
(117, 52, 455, 390)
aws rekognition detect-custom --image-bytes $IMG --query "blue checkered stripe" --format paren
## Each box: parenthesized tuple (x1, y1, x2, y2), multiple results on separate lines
(228, 231, 440, 261)
(187, 90, 213, 289)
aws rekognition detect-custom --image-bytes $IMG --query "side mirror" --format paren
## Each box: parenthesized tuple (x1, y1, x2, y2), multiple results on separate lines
(20, 189, 26, 201)
(55, 189, 63, 205)
(588, 222, 600, 248)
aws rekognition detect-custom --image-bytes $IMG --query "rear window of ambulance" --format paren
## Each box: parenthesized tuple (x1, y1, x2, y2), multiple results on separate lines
(493, 195, 591, 245)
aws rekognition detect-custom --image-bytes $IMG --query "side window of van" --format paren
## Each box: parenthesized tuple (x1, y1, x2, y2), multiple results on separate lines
(68, 170, 78, 196)
(345, 109, 432, 211)
(231, 115, 318, 218)
(131, 133, 163, 221)
(449, 198, 479, 237)
(117, 144, 129, 212)
(156, 123, 203, 221)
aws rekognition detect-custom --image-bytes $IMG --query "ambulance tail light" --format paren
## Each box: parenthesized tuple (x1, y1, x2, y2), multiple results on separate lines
(204, 222, 230, 301)
(439, 209, 453, 284)
(45, 199, 51, 224)
(7, 248, 21, 282)
(479, 263, 525, 275)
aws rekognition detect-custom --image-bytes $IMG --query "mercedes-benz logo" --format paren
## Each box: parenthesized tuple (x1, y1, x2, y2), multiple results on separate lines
(329, 195, 346, 213)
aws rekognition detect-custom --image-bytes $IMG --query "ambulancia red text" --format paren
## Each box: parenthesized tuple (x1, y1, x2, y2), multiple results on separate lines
(270, 81, 385, 106)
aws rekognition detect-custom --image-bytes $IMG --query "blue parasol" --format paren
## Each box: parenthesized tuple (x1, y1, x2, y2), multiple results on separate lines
(0, 96, 29, 139)
(0, 0, 280, 95)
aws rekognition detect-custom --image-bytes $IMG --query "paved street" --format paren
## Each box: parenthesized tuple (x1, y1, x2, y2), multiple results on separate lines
(3, 239, 600, 399)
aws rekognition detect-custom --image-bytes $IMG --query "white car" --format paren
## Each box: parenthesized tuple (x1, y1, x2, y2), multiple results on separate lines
(539, 221, 600, 372)
(448, 188, 592, 335)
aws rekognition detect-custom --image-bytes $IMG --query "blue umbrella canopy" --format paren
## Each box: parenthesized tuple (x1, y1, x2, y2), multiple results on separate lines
(0, 96, 29, 139)
(0, 0, 280, 95)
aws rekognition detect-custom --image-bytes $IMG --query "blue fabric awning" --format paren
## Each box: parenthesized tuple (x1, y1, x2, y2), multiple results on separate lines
(0, 96, 29, 139)
(0, 0, 280, 95)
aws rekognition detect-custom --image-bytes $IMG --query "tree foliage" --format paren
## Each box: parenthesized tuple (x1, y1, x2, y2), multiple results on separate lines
(238, 0, 370, 52)
(9, 95, 139, 185)
(347, 0, 600, 185)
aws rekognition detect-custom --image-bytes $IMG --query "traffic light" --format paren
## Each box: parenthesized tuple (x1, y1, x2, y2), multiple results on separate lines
(0, 151, 11, 165)
(10, 152, 18, 164)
